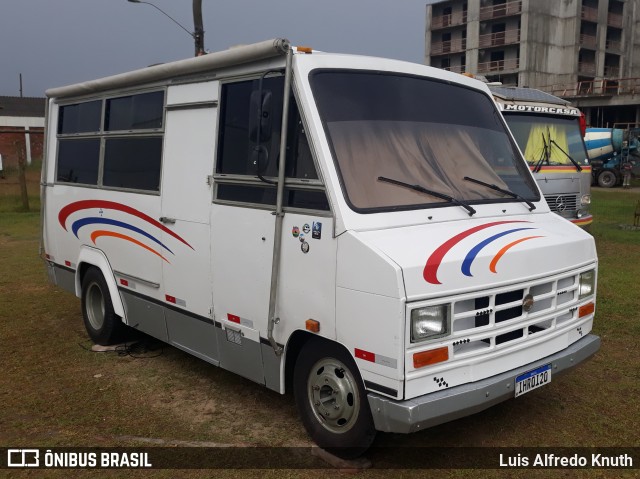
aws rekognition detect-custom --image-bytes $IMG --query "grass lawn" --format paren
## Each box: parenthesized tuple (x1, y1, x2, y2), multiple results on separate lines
(0, 180, 638, 478)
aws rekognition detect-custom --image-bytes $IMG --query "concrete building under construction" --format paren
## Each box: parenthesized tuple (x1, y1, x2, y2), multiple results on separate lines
(425, 0, 640, 127)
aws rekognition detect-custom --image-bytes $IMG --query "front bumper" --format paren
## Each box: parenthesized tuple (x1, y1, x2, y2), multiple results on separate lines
(368, 334, 600, 433)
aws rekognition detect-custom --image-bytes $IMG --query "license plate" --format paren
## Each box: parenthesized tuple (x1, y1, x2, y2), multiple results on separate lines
(515, 363, 552, 397)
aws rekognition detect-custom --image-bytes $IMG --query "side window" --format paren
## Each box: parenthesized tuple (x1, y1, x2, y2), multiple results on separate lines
(105, 91, 164, 131)
(55, 91, 164, 192)
(56, 100, 102, 185)
(103, 137, 163, 191)
(215, 77, 328, 211)
(56, 139, 100, 184)
(58, 100, 102, 134)
(217, 77, 283, 178)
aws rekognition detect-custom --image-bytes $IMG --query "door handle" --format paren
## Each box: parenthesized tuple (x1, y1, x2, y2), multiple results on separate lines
(159, 217, 176, 224)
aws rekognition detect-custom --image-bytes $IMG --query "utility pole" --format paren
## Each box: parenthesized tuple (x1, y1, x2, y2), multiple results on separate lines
(127, 0, 205, 56)
(193, 0, 205, 56)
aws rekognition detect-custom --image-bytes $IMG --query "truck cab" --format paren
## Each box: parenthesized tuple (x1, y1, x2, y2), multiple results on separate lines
(491, 86, 593, 229)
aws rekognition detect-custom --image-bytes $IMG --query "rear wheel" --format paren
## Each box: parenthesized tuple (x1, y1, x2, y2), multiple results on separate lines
(293, 338, 376, 458)
(81, 268, 124, 345)
(597, 170, 617, 188)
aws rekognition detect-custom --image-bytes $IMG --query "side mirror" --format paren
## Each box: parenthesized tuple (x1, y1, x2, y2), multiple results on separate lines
(249, 90, 273, 143)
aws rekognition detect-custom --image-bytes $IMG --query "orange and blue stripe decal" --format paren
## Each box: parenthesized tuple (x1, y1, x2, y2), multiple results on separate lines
(59, 200, 193, 262)
(460, 227, 535, 277)
(71, 217, 174, 255)
(424, 221, 543, 285)
(489, 236, 543, 273)
(58, 200, 193, 249)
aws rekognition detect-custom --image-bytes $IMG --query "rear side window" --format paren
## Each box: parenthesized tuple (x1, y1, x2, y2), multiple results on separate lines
(55, 91, 165, 193)
(58, 100, 102, 134)
(56, 139, 100, 184)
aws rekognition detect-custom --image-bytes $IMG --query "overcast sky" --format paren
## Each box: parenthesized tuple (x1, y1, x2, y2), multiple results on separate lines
(1, 0, 438, 97)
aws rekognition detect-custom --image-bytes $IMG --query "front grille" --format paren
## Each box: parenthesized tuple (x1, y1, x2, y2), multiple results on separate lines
(448, 271, 582, 358)
(545, 194, 579, 213)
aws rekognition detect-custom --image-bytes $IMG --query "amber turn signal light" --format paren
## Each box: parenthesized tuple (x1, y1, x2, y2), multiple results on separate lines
(579, 302, 595, 318)
(305, 319, 320, 333)
(413, 346, 449, 369)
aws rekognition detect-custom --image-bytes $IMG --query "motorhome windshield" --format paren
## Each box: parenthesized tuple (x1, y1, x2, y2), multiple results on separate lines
(504, 114, 588, 167)
(309, 70, 538, 213)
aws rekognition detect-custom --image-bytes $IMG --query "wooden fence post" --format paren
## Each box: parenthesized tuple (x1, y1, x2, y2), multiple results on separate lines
(16, 140, 30, 212)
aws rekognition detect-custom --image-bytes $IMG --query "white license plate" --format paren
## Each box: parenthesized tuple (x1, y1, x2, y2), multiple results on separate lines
(515, 363, 552, 397)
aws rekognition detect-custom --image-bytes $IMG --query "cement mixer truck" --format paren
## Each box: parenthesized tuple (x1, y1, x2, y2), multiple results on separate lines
(584, 126, 640, 188)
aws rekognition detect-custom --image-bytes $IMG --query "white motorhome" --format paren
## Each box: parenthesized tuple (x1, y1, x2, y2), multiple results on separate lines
(41, 39, 600, 457)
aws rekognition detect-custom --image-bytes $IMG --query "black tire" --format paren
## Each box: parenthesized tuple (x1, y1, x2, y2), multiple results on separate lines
(597, 170, 617, 188)
(81, 268, 124, 345)
(293, 338, 376, 458)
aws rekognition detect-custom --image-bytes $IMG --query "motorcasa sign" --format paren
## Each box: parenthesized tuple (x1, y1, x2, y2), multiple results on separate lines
(500, 104, 580, 116)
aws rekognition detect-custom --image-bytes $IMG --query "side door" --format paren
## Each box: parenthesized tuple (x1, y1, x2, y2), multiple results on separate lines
(211, 76, 333, 389)
(160, 81, 219, 364)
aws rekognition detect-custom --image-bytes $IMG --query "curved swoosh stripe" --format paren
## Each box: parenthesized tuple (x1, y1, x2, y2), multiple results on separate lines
(90, 230, 170, 263)
(59, 200, 193, 250)
(489, 236, 543, 273)
(461, 228, 535, 277)
(71, 217, 174, 255)
(423, 220, 529, 285)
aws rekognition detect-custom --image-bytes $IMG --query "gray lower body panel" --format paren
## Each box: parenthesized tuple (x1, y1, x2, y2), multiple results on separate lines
(50, 263, 76, 294)
(166, 308, 219, 366)
(121, 290, 168, 342)
(368, 334, 601, 434)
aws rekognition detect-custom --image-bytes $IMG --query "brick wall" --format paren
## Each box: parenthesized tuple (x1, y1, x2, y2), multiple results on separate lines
(0, 127, 44, 170)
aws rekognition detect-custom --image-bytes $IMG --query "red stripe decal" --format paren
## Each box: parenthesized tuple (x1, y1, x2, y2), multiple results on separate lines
(227, 314, 241, 324)
(58, 200, 193, 249)
(165, 295, 176, 304)
(423, 221, 529, 285)
(355, 348, 376, 363)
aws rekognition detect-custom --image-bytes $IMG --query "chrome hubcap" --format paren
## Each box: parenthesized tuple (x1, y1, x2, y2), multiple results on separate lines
(307, 358, 360, 433)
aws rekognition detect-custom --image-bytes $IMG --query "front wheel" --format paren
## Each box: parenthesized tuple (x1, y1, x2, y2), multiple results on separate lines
(597, 170, 617, 188)
(81, 267, 124, 345)
(293, 338, 376, 458)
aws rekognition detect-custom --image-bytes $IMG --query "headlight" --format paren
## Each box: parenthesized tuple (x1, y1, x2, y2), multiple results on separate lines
(579, 270, 596, 299)
(581, 195, 591, 205)
(411, 304, 450, 342)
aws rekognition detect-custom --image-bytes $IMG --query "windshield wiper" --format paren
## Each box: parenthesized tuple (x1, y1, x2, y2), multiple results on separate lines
(532, 131, 549, 174)
(464, 176, 536, 212)
(549, 139, 583, 172)
(378, 176, 476, 216)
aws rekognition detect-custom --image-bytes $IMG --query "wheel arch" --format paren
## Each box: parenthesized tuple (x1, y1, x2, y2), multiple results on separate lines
(284, 331, 362, 394)
(75, 246, 126, 320)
